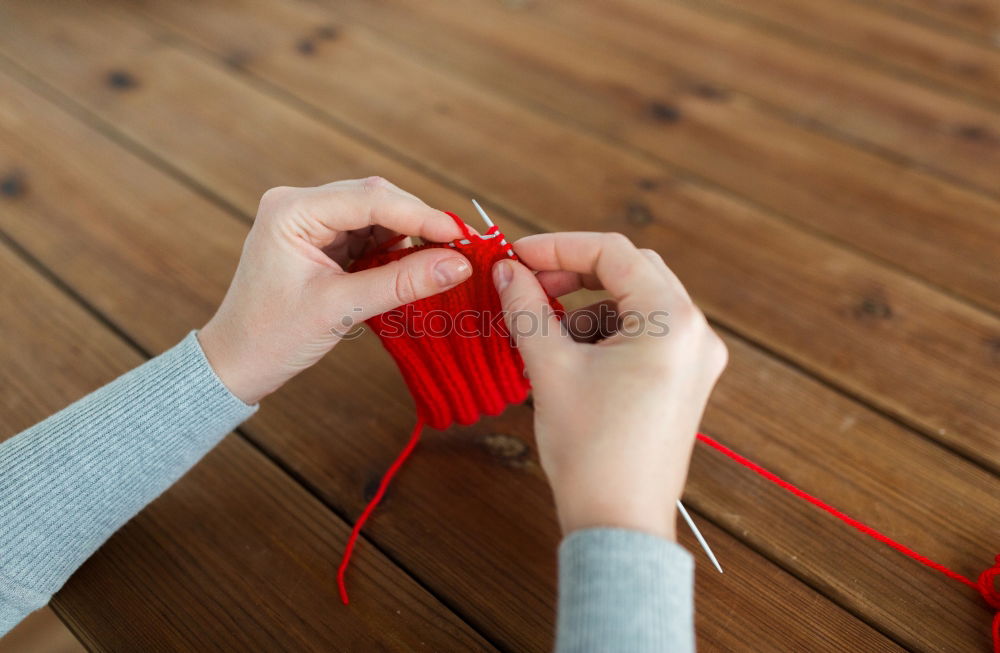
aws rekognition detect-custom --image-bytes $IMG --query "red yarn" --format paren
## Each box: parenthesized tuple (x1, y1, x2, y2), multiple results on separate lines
(977, 556, 1000, 653)
(337, 213, 561, 603)
(337, 418, 424, 604)
(696, 432, 1000, 651)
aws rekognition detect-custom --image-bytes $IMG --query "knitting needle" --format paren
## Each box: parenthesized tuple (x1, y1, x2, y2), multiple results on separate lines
(677, 500, 724, 573)
(445, 199, 501, 249)
(471, 199, 496, 229)
(465, 200, 513, 257)
(472, 198, 723, 573)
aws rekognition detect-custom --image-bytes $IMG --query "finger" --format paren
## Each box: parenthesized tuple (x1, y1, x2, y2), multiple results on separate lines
(331, 248, 472, 321)
(534, 270, 603, 297)
(512, 232, 685, 315)
(639, 248, 692, 303)
(634, 248, 714, 349)
(493, 259, 569, 367)
(262, 177, 466, 248)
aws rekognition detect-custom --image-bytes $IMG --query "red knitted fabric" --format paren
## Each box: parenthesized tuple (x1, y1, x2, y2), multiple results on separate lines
(349, 213, 561, 430)
(337, 212, 561, 602)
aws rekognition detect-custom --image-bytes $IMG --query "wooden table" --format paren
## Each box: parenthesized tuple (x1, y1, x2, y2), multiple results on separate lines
(0, 0, 997, 650)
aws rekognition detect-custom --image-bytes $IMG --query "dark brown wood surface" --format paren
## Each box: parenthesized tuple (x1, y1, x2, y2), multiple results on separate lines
(0, 0, 995, 651)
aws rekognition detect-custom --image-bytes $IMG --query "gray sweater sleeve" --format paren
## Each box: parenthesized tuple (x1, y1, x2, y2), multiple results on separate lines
(556, 528, 696, 653)
(0, 332, 256, 635)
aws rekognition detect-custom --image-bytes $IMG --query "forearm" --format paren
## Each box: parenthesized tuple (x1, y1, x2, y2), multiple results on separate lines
(555, 528, 695, 653)
(0, 332, 256, 635)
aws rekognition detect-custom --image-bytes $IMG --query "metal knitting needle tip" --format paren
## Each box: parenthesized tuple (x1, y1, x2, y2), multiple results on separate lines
(471, 199, 496, 230)
(676, 500, 723, 574)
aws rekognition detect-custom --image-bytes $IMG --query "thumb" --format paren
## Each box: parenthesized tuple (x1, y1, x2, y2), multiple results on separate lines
(493, 259, 568, 368)
(336, 248, 472, 321)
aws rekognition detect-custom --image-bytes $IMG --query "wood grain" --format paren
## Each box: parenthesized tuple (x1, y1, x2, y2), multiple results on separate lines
(0, 4, 995, 650)
(8, 0, 995, 471)
(873, 0, 1000, 41)
(679, 0, 1000, 106)
(0, 241, 494, 651)
(277, 0, 1000, 313)
(510, 0, 1000, 196)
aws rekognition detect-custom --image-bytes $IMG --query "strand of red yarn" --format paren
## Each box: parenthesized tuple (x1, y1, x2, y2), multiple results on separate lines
(696, 432, 1000, 652)
(337, 418, 425, 605)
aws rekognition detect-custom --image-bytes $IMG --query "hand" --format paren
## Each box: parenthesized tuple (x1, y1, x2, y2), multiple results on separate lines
(492, 233, 727, 541)
(198, 177, 472, 404)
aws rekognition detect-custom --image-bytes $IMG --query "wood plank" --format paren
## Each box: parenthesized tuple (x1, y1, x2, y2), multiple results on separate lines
(0, 241, 493, 650)
(680, 0, 1000, 107)
(0, 26, 910, 653)
(873, 0, 1000, 41)
(686, 519, 905, 653)
(13, 0, 998, 471)
(494, 0, 1000, 195)
(270, 0, 1000, 314)
(0, 8, 993, 651)
(0, 607, 84, 653)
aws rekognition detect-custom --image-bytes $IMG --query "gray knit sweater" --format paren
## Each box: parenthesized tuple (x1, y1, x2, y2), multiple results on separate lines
(0, 332, 694, 651)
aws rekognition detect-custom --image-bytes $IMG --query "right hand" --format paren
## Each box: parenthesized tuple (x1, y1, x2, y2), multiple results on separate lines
(492, 232, 727, 542)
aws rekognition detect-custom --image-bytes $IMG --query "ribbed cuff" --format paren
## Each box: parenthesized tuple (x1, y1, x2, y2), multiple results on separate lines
(556, 528, 695, 653)
(0, 568, 48, 635)
(0, 331, 257, 623)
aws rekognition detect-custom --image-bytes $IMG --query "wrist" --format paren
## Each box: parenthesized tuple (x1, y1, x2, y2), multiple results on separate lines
(197, 321, 272, 405)
(551, 475, 678, 541)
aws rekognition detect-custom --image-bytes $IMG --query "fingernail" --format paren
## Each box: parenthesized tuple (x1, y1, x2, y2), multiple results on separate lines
(493, 260, 512, 291)
(434, 257, 470, 287)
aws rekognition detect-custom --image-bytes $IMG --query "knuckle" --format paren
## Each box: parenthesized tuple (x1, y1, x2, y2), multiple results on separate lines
(706, 331, 729, 371)
(514, 296, 542, 318)
(639, 248, 666, 269)
(258, 186, 297, 223)
(260, 185, 292, 206)
(392, 263, 421, 305)
(362, 175, 391, 194)
(603, 232, 633, 250)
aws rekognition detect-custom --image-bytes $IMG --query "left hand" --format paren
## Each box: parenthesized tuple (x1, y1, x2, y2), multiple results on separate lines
(198, 177, 472, 404)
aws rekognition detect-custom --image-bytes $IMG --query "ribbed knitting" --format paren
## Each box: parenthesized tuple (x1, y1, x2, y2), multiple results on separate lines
(349, 213, 562, 430)
(557, 528, 695, 653)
